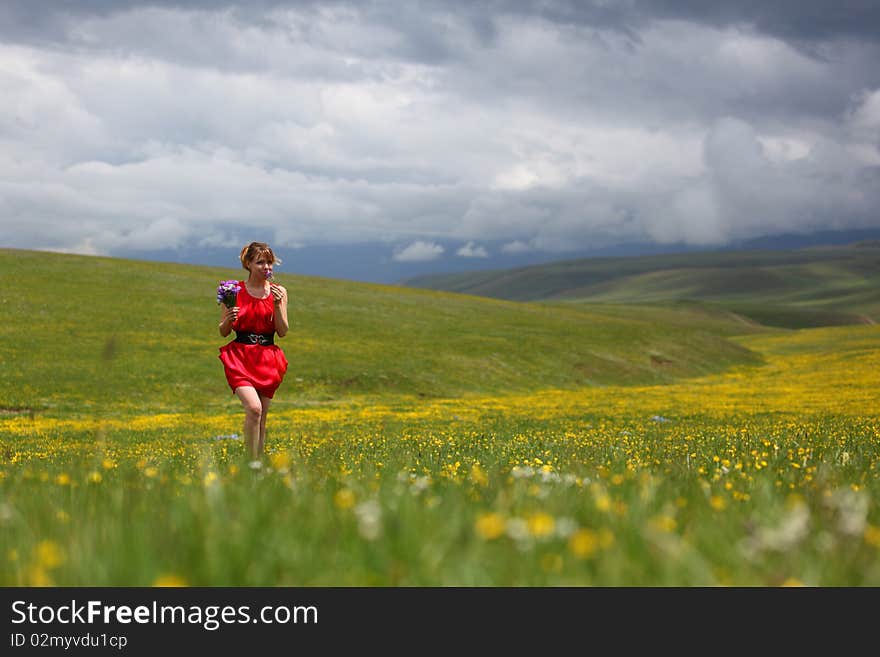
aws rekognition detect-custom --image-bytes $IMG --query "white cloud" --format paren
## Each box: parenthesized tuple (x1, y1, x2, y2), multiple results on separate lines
(197, 232, 241, 249)
(392, 240, 444, 262)
(846, 88, 880, 165)
(456, 241, 488, 257)
(849, 89, 880, 131)
(500, 240, 532, 254)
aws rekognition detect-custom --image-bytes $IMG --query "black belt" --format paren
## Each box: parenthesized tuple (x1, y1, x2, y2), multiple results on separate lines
(234, 331, 275, 345)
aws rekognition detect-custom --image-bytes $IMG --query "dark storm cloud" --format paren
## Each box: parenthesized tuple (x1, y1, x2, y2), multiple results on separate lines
(8, 1, 876, 52)
(5, 0, 880, 43)
(4, 2, 879, 87)
(493, 0, 880, 45)
(5, 1, 878, 113)
(642, 0, 880, 43)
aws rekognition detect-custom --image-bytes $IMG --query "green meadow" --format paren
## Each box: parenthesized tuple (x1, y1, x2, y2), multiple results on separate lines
(1, 248, 879, 586)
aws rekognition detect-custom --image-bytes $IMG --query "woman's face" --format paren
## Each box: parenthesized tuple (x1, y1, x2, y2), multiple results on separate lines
(249, 255, 273, 279)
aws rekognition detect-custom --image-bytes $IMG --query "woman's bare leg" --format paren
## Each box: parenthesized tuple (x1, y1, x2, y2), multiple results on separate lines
(258, 393, 272, 454)
(234, 386, 262, 458)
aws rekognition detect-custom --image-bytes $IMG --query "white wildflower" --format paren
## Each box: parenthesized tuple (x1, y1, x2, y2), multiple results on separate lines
(354, 500, 382, 541)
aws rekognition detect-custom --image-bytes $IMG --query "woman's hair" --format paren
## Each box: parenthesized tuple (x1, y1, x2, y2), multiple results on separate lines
(239, 241, 281, 270)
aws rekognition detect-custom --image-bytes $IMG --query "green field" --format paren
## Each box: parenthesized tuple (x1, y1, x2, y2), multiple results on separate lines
(404, 243, 880, 329)
(0, 249, 763, 412)
(2, 249, 879, 586)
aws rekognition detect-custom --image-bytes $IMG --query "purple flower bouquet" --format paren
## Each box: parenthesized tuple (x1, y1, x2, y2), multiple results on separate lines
(216, 280, 241, 308)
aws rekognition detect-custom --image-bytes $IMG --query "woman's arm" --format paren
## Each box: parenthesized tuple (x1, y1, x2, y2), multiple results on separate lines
(271, 284, 289, 337)
(219, 305, 238, 337)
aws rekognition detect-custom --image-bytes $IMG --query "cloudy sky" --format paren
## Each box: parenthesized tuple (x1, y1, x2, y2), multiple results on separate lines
(2, 0, 880, 281)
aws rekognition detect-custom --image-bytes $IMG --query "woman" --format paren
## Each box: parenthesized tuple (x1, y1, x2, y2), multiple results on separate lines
(218, 242, 289, 459)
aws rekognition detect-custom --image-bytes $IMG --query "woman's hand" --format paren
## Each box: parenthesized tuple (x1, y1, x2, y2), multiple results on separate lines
(270, 283, 287, 306)
(219, 304, 239, 337)
(224, 305, 240, 325)
(271, 284, 289, 337)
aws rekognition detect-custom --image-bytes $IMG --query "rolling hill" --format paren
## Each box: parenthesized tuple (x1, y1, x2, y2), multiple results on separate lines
(402, 242, 880, 328)
(0, 248, 764, 415)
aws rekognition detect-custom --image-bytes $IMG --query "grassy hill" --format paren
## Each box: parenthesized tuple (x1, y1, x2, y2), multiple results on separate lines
(403, 243, 880, 328)
(0, 248, 764, 415)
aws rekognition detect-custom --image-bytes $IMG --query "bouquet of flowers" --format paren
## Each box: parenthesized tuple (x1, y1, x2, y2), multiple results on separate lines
(216, 280, 241, 308)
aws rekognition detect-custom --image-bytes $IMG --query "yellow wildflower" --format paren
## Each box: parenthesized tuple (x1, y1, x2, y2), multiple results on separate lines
(649, 515, 677, 533)
(35, 540, 65, 569)
(334, 489, 356, 510)
(153, 574, 188, 587)
(569, 529, 598, 559)
(474, 513, 506, 540)
(526, 512, 555, 538)
(598, 528, 615, 549)
(269, 451, 291, 471)
(28, 567, 53, 587)
(709, 495, 726, 511)
(469, 464, 488, 487)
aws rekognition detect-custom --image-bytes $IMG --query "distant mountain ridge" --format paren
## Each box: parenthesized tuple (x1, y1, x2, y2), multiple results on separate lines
(402, 241, 880, 329)
(75, 228, 880, 285)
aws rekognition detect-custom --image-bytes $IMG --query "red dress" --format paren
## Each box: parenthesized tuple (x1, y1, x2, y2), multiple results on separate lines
(218, 281, 289, 398)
